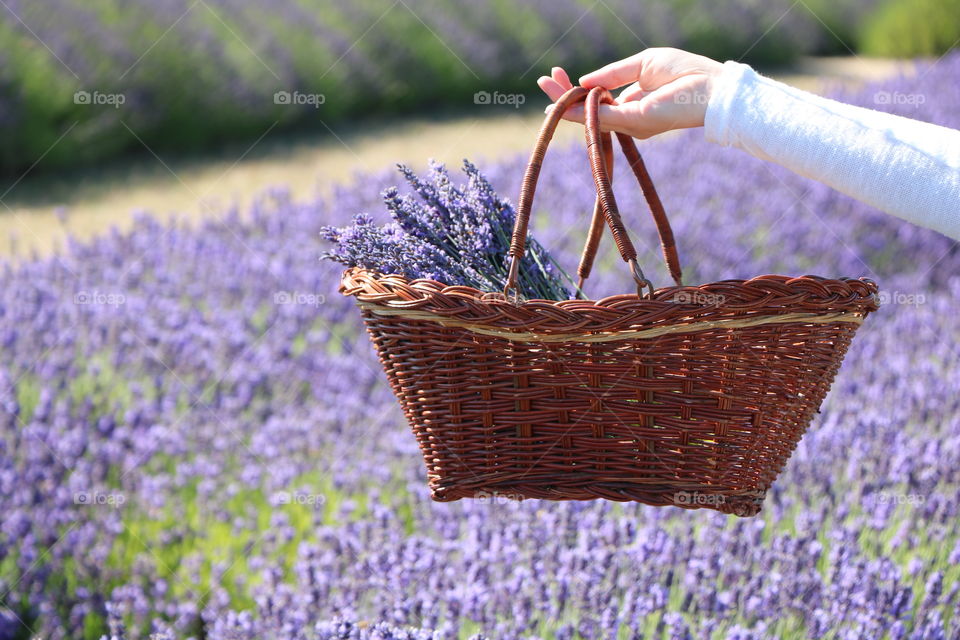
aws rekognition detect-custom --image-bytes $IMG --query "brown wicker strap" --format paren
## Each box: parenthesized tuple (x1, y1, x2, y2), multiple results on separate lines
(583, 87, 654, 296)
(575, 132, 613, 293)
(356, 301, 867, 343)
(616, 132, 682, 286)
(507, 86, 588, 263)
(505, 85, 684, 298)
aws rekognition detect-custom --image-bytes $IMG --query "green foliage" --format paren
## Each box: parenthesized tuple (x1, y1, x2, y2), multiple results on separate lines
(859, 0, 960, 57)
(0, 0, 891, 177)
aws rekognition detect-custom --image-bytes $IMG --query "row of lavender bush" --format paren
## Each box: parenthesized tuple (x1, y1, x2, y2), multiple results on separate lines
(1, 55, 959, 639)
(0, 0, 880, 176)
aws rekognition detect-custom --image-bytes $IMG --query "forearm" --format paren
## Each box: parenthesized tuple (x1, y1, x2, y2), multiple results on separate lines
(704, 61, 960, 241)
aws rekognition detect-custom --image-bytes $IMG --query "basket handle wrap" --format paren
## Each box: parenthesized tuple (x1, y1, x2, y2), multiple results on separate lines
(576, 136, 612, 290)
(504, 85, 683, 297)
(615, 130, 682, 287)
(507, 86, 588, 262)
(583, 88, 638, 264)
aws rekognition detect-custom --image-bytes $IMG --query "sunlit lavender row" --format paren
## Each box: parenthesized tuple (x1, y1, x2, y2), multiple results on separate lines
(1, 56, 959, 639)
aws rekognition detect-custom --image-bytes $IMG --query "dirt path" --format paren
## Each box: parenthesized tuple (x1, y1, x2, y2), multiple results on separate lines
(0, 57, 914, 259)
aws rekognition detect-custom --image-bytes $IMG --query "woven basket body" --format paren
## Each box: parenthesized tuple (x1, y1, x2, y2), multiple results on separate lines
(342, 271, 877, 517)
(340, 86, 879, 516)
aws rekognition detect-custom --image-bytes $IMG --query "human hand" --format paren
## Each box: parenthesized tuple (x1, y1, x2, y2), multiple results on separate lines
(537, 47, 724, 139)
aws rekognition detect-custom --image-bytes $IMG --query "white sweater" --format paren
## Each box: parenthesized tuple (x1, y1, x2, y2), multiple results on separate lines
(704, 61, 960, 241)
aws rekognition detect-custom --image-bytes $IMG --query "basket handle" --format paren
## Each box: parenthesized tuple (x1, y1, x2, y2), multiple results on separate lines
(576, 133, 613, 292)
(504, 85, 683, 298)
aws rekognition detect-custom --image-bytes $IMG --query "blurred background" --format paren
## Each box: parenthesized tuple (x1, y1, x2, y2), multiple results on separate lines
(0, 0, 956, 257)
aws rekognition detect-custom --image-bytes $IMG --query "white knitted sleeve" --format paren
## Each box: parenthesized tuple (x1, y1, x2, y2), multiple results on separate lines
(704, 61, 960, 241)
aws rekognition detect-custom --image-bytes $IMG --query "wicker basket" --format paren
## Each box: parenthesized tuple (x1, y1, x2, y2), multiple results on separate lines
(340, 86, 879, 517)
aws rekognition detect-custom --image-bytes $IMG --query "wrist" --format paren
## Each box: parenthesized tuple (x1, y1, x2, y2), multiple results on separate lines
(704, 61, 753, 146)
(698, 61, 725, 120)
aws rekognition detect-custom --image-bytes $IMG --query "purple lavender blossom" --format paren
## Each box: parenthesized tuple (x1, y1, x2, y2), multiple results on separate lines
(321, 161, 574, 300)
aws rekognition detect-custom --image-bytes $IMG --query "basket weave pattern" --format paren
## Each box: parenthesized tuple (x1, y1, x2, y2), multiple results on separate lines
(343, 271, 877, 516)
(341, 86, 879, 517)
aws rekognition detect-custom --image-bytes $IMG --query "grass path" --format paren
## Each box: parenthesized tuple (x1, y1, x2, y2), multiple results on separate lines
(0, 57, 913, 259)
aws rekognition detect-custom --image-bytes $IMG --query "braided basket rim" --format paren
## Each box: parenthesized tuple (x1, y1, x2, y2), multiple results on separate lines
(339, 267, 881, 335)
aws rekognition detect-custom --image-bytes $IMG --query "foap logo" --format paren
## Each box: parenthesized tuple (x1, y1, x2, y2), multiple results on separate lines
(74, 90, 126, 108)
(474, 490, 525, 505)
(478, 290, 527, 305)
(271, 490, 326, 509)
(74, 491, 126, 507)
(867, 490, 926, 506)
(274, 91, 325, 108)
(274, 291, 326, 307)
(672, 290, 726, 306)
(474, 90, 526, 109)
(674, 90, 709, 106)
(876, 290, 926, 307)
(74, 290, 126, 308)
(674, 491, 725, 506)
(873, 91, 925, 106)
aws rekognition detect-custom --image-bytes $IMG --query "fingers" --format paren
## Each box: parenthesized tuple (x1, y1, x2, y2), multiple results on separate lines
(544, 103, 584, 125)
(579, 47, 696, 92)
(544, 102, 635, 134)
(551, 66, 572, 90)
(617, 82, 650, 103)
(536, 51, 717, 141)
(579, 52, 649, 90)
(540, 63, 637, 133)
(537, 66, 575, 102)
(587, 103, 635, 134)
(537, 76, 565, 102)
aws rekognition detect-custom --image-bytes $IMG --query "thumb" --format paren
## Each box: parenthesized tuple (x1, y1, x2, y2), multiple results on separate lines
(545, 102, 636, 135)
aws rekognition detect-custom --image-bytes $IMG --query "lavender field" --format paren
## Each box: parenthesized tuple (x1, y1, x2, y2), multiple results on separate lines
(0, 0, 875, 176)
(2, 57, 960, 639)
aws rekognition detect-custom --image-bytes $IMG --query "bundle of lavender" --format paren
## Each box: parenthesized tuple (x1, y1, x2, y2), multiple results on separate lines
(321, 160, 575, 301)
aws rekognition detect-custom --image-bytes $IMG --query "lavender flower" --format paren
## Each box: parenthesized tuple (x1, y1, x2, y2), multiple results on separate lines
(321, 160, 574, 300)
